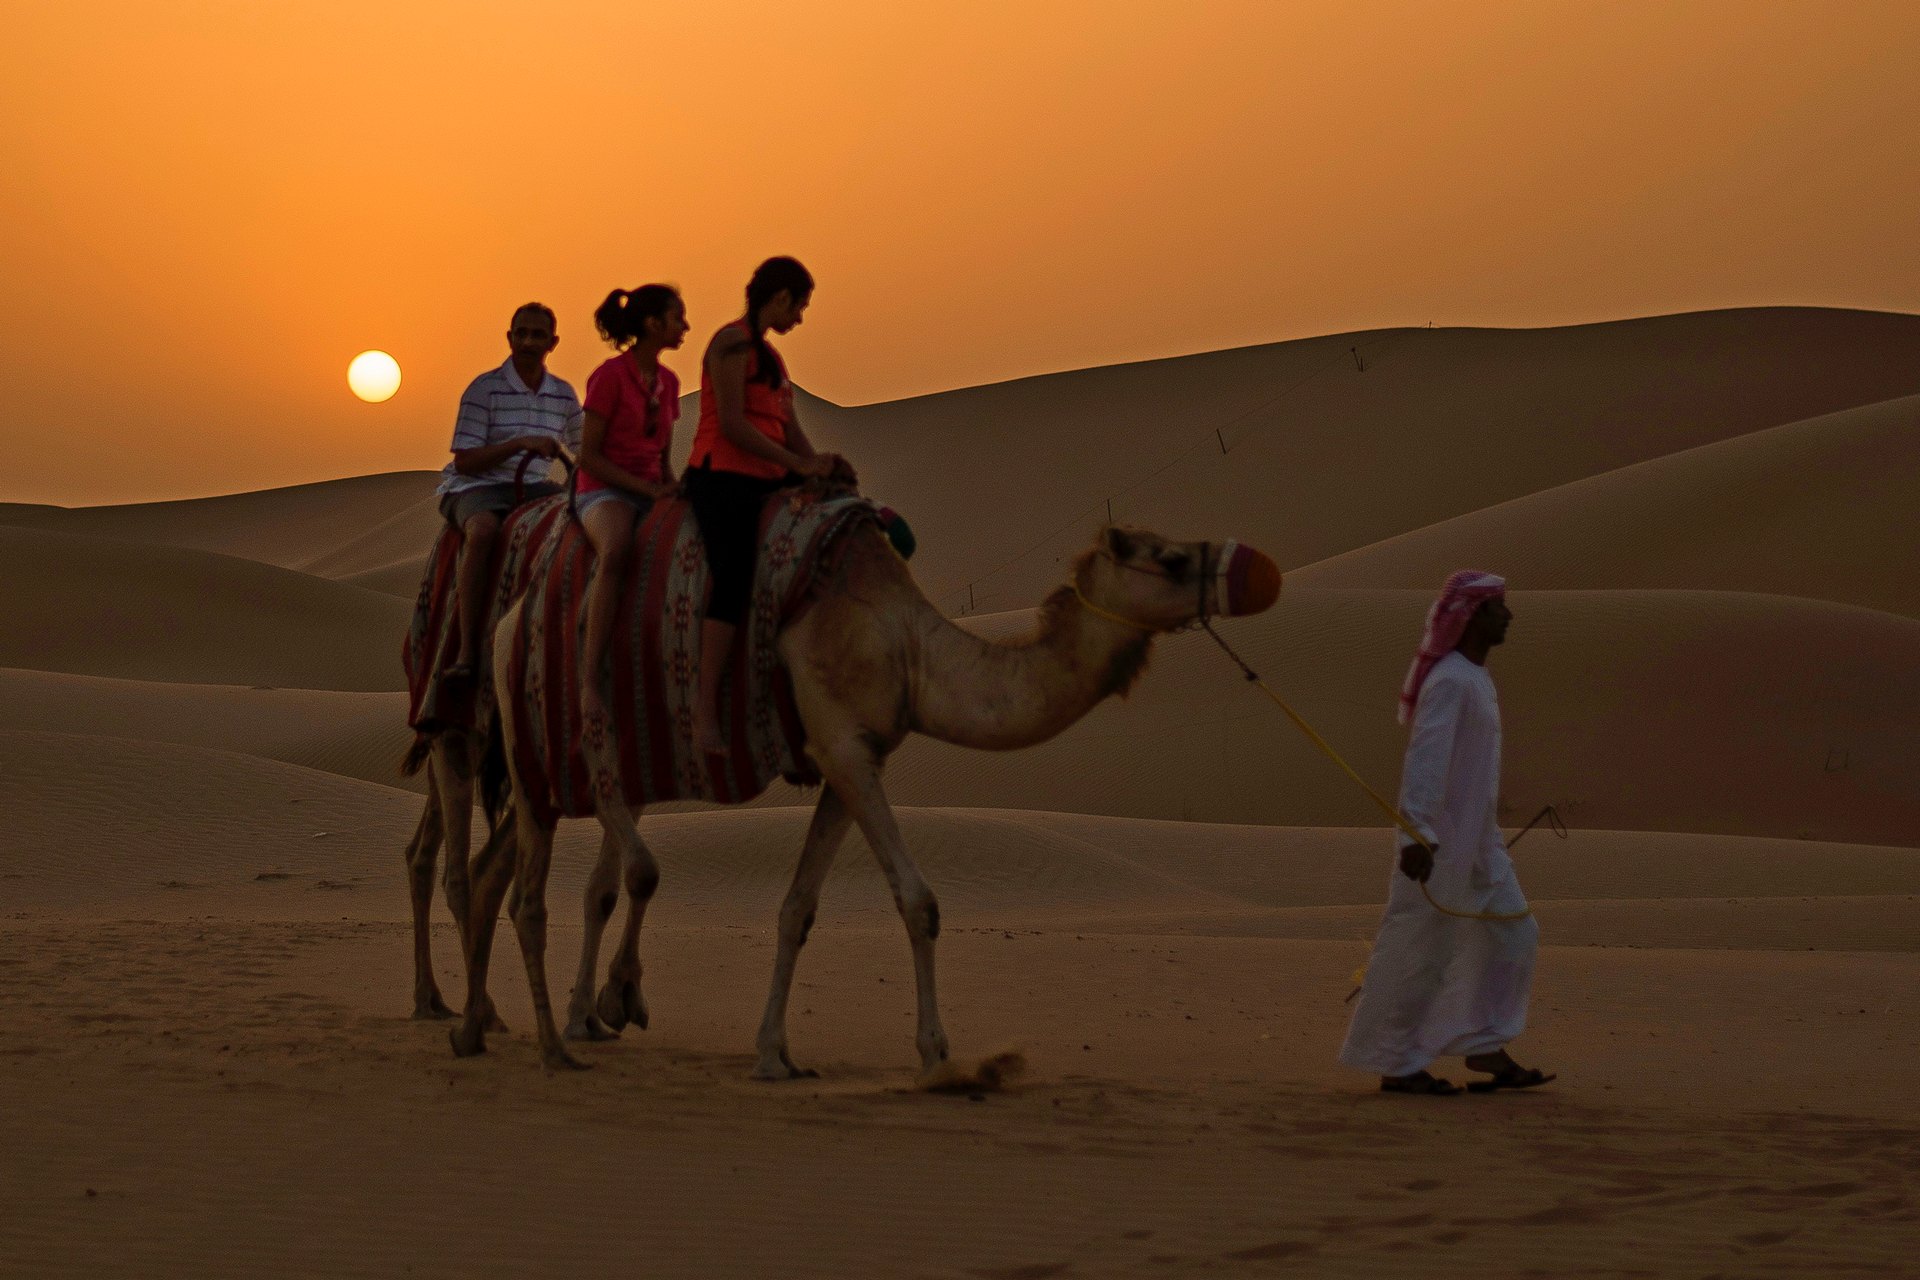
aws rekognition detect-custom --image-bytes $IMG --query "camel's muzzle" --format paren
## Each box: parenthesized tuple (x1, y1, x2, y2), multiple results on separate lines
(1217, 541, 1282, 616)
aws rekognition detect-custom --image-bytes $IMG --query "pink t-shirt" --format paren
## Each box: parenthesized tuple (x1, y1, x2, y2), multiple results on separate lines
(578, 353, 679, 491)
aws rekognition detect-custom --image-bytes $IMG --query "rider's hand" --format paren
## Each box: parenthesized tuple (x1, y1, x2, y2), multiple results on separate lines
(797, 454, 836, 480)
(1398, 841, 1435, 883)
(518, 435, 561, 459)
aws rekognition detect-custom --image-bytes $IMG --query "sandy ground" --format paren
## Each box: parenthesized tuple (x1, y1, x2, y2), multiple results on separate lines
(3, 918, 1914, 1279)
(6, 308, 1920, 1276)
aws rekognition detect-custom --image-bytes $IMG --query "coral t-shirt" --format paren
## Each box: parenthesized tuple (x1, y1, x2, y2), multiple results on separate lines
(578, 353, 679, 491)
(689, 320, 794, 482)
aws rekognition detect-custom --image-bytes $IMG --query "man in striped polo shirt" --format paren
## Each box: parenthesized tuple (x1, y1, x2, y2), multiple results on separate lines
(436, 301, 582, 683)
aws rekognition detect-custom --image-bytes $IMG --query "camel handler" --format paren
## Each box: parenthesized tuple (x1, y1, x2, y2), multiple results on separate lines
(434, 302, 581, 688)
(1338, 570, 1555, 1096)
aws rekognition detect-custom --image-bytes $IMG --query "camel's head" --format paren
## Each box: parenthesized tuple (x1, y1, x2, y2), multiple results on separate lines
(1078, 527, 1282, 632)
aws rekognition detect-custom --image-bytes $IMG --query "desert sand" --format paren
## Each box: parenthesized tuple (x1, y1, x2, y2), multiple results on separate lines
(4, 307, 1918, 1277)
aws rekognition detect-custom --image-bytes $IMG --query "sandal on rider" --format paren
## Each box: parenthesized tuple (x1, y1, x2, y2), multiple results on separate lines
(1380, 1070, 1462, 1096)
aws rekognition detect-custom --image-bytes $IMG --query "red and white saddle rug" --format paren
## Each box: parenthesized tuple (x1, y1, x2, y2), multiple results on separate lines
(504, 486, 881, 822)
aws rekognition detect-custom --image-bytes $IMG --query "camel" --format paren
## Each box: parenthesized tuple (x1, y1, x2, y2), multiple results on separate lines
(396, 487, 605, 1027)
(452, 520, 1279, 1075)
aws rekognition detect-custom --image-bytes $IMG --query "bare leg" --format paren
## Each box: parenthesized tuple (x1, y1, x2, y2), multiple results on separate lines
(753, 787, 853, 1079)
(578, 502, 635, 727)
(450, 512, 500, 670)
(818, 742, 949, 1073)
(403, 783, 451, 1019)
(594, 808, 661, 1036)
(564, 829, 623, 1041)
(694, 618, 736, 757)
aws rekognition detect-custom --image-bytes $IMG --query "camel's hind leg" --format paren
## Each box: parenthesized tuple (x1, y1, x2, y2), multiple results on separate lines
(449, 811, 518, 1058)
(563, 827, 625, 1042)
(753, 785, 852, 1080)
(403, 785, 452, 1019)
(506, 804, 585, 1070)
(432, 738, 476, 934)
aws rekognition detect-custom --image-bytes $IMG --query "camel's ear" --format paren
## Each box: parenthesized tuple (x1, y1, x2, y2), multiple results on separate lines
(1105, 527, 1136, 561)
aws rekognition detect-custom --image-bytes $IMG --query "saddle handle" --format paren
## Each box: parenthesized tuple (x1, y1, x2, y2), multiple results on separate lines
(512, 447, 580, 523)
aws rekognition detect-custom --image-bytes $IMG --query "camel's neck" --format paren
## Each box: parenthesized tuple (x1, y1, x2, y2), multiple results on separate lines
(907, 589, 1153, 751)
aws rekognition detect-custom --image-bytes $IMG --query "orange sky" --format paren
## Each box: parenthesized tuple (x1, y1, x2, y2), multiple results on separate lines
(5, 0, 1918, 505)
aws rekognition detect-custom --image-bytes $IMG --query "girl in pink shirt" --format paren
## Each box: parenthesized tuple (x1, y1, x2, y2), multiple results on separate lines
(578, 284, 690, 726)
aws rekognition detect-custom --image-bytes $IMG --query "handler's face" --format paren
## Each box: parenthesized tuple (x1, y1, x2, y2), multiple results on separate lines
(1473, 598, 1513, 647)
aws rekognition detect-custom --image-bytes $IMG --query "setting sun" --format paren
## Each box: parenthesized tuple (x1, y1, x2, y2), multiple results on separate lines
(347, 351, 401, 403)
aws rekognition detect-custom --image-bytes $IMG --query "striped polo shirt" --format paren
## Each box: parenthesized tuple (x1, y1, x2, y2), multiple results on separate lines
(437, 359, 583, 495)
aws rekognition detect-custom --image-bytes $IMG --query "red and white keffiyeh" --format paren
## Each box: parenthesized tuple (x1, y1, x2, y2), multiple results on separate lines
(1397, 570, 1506, 724)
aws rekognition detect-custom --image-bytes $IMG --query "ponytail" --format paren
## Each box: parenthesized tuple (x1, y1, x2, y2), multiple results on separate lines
(594, 284, 681, 350)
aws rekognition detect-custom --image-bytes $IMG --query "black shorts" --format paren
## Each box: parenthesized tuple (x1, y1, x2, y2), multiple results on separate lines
(683, 463, 795, 625)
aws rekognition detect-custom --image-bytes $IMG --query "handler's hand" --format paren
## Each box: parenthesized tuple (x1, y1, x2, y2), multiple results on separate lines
(518, 435, 561, 459)
(1398, 841, 1435, 883)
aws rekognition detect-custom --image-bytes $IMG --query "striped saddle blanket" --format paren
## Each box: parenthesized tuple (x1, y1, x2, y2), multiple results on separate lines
(401, 494, 573, 741)
(505, 487, 881, 823)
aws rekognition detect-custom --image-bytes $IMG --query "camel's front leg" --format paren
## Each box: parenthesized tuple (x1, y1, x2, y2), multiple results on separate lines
(819, 747, 949, 1073)
(753, 786, 853, 1080)
(403, 784, 451, 1019)
(563, 828, 623, 1042)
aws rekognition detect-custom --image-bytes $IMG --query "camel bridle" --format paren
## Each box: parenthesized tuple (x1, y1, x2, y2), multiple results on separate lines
(1072, 540, 1217, 634)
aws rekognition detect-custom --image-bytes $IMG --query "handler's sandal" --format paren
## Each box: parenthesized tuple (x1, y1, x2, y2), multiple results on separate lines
(1380, 1071, 1462, 1096)
(1463, 1053, 1555, 1093)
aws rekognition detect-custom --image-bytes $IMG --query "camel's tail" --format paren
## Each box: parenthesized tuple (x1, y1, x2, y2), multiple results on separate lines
(398, 732, 433, 779)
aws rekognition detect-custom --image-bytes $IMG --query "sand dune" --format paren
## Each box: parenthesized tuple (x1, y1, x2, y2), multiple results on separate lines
(0, 525, 409, 690)
(1289, 393, 1920, 615)
(0, 669, 414, 791)
(294, 489, 448, 584)
(772, 308, 1920, 612)
(9, 731, 1914, 955)
(0, 471, 438, 570)
(7, 579, 1917, 844)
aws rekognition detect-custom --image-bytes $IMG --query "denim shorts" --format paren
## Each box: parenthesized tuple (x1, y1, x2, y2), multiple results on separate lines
(576, 487, 655, 519)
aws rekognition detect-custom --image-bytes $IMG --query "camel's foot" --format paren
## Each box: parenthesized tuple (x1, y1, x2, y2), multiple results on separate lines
(917, 1036, 952, 1075)
(563, 1015, 619, 1043)
(595, 977, 649, 1033)
(541, 1044, 591, 1072)
(751, 1048, 820, 1082)
(449, 1019, 488, 1059)
(479, 997, 509, 1034)
(411, 991, 455, 1021)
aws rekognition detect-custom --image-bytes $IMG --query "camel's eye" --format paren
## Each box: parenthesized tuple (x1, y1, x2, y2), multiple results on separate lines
(1157, 552, 1192, 582)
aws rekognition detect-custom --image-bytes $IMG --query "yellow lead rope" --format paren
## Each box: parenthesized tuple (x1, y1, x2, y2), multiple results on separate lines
(1196, 620, 1532, 924)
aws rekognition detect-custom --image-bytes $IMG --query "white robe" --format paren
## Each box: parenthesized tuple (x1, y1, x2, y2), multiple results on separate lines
(1339, 651, 1539, 1077)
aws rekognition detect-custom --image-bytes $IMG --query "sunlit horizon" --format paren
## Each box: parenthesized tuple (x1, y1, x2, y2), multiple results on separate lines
(6, 0, 1918, 506)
